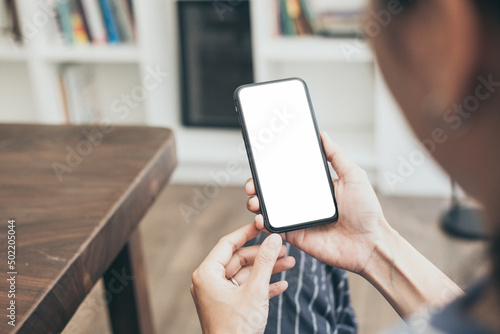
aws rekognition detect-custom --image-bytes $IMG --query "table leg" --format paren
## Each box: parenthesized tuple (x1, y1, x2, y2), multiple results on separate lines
(103, 229, 155, 334)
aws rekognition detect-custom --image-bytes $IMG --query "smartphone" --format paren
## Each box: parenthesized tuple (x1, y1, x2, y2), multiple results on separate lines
(234, 78, 338, 233)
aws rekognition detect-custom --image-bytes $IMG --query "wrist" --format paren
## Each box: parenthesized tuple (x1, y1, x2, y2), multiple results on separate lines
(357, 221, 463, 318)
(359, 219, 401, 283)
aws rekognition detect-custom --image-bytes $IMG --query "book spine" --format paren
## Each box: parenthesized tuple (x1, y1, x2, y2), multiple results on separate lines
(126, 0, 134, 19)
(5, 0, 22, 42)
(0, 1, 9, 43)
(62, 65, 96, 124)
(299, 0, 316, 34)
(58, 72, 71, 124)
(295, 0, 312, 35)
(274, 0, 282, 36)
(120, 0, 135, 40)
(71, 1, 90, 44)
(111, 0, 133, 43)
(282, 0, 297, 36)
(74, 0, 93, 42)
(56, 0, 74, 44)
(99, 0, 121, 43)
(81, 0, 107, 44)
(47, 2, 65, 46)
(61, 66, 79, 123)
(280, 0, 289, 36)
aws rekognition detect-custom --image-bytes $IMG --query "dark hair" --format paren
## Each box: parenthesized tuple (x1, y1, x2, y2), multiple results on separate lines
(475, 0, 500, 21)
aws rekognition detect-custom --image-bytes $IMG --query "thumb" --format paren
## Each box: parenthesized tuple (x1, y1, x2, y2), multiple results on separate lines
(245, 234, 283, 294)
(321, 132, 356, 178)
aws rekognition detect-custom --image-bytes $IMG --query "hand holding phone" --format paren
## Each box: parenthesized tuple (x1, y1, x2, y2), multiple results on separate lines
(234, 78, 338, 232)
(245, 132, 392, 276)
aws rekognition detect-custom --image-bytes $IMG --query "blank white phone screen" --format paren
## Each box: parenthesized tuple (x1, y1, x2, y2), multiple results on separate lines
(238, 79, 336, 229)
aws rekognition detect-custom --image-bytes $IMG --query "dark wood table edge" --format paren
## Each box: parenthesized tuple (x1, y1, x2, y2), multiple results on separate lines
(12, 127, 177, 334)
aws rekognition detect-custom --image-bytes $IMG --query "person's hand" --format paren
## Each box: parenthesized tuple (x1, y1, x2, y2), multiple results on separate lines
(191, 223, 295, 334)
(245, 132, 394, 276)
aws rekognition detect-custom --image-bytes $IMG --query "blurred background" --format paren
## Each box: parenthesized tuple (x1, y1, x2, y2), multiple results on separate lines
(0, 0, 488, 333)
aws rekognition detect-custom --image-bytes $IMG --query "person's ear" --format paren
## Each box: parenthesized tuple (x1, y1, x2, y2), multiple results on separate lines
(405, 0, 482, 109)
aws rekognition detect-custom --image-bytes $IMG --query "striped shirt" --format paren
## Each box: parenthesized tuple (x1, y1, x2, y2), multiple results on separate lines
(247, 233, 358, 334)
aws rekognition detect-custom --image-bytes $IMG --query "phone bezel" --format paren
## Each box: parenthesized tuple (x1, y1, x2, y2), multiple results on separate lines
(234, 77, 339, 233)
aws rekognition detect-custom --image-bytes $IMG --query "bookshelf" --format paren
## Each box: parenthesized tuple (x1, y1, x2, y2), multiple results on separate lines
(0, 0, 174, 126)
(0, 47, 26, 60)
(257, 36, 373, 63)
(250, 0, 450, 195)
(0, 0, 451, 196)
(251, 1, 377, 173)
(41, 45, 140, 63)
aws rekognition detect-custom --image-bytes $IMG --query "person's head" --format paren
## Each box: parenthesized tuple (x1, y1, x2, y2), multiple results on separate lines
(367, 0, 500, 281)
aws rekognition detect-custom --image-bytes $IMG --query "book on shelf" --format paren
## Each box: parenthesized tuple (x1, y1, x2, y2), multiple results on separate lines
(59, 64, 102, 124)
(277, 0, 366, 38)
(56, 0, 74, 44)
(112, 0, 134, 43)
(0, 0, 22, 47)
(73, 0, 91, 44)
(54, 0, 135, 46)
(81, 0, 107, 44)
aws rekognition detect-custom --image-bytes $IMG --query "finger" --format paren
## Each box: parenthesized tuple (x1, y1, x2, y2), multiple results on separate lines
(232, 256, 295, 285)
(253, 216, 291, 245)
(225, 244, 287, 279)
(254, 214, 266, 231)
(204, 223, 262, 272)
(246, 196, 261, 213)
(245, 178, 256, 196)
(245, 234, 283, 294)
(269, 281, 289, 299)
(321, 132, 358, 178)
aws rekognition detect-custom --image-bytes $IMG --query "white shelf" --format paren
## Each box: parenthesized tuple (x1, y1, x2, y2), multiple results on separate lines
(40, 45, 140, 63)
(327, 127, 376, 170)
(258, 36, 373, 63)
(0, 47, 27, 61)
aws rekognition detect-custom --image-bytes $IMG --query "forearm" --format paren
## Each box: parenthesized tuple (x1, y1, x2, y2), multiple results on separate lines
(361, 222, 464, 318)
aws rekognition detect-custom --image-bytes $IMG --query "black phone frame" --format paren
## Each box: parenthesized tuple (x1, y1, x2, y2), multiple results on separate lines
(234, 77, 339, 233)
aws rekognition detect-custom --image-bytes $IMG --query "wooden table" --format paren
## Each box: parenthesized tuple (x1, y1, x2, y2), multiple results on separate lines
(0, 124, 177, 334)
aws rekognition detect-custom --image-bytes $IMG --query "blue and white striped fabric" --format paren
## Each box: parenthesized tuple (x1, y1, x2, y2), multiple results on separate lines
(247, 233, 358, 334)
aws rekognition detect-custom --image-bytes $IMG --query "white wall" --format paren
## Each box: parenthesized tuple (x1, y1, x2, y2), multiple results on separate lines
(374, 70, 451, 197)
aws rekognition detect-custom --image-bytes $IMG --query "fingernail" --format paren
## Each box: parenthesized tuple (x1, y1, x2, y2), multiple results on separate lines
(322, 132, 332, 141)
(265, 234, 282, 250)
